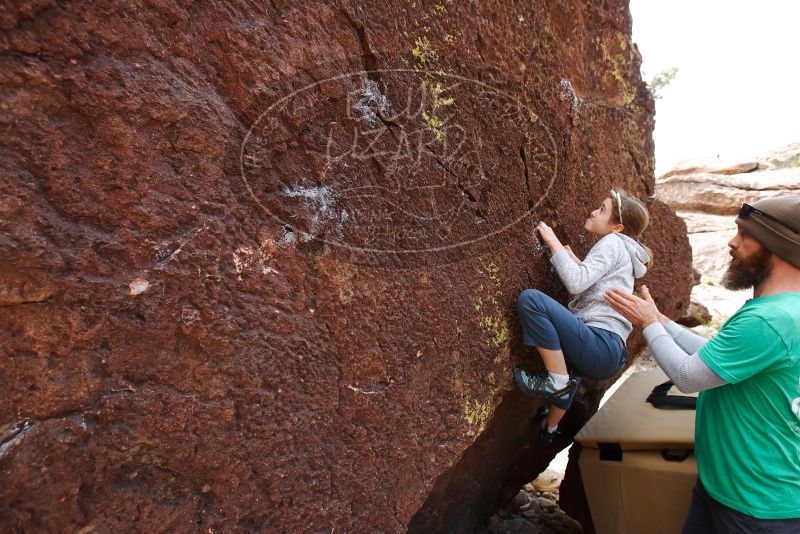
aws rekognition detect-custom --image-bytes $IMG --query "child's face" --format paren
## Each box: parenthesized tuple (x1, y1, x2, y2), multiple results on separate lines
(585, 197, 623, 236)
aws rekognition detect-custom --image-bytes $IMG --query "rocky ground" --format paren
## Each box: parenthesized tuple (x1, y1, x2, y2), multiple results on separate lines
(481, 356, 657, 534)
(482, 475, 582, 534)
(482, 143, 799, 533)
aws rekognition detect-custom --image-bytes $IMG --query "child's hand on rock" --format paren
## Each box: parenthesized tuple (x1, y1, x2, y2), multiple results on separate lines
(535, 222, 564, 253)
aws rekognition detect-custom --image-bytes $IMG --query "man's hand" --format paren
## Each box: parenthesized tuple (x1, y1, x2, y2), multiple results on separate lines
(638, 285, 671, 325)
(604, 285, 666, 329)
(535, 222, 565, 254)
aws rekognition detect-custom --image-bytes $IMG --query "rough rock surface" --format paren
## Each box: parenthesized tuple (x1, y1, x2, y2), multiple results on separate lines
(659, 160, 759, 180)
(671, 210, 750, 324)
(0, 1, 692, 533)
(658, 141, 800, 326)
(656, 166, 800, 215)
(757, 142, 800, 170)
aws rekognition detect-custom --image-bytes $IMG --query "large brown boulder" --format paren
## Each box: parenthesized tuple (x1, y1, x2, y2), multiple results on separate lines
(0, 1, 692, 532)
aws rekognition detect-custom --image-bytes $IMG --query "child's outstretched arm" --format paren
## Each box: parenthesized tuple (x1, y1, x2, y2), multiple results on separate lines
(534, 222, 565, 255)
(564, 245, 581, 264)
(536, 222, 617, 294)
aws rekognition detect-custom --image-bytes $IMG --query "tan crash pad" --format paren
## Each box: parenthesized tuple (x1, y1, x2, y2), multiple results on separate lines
(576, 368, 698, 534)
(576, 368, 697, 450)
(579, 448, 697, 534)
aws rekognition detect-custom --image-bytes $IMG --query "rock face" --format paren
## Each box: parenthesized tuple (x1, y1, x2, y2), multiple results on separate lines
(659, 161, 760, 180)
(678, 212, 738, 282)
(656, 147, 800, 215)
(0, 1, 692, 533)
(657, 145, 800, 324)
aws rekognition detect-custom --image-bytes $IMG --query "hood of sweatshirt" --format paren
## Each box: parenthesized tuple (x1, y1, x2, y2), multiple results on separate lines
(614, 233, 650, 278)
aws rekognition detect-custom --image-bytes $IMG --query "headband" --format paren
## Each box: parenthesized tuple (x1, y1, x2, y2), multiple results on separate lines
(610, 189, 623, 225)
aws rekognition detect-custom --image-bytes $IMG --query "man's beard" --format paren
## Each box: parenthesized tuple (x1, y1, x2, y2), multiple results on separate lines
(721, 248, 773, 290)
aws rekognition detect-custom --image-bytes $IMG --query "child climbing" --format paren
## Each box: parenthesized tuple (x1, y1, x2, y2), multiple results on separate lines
(514, 189, 652, 443)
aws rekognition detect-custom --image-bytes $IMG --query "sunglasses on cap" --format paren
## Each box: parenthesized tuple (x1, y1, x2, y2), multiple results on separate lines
(739, 203, 798, 234)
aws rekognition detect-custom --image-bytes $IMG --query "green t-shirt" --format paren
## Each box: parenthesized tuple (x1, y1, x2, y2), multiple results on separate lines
(697, 292, 800, 519)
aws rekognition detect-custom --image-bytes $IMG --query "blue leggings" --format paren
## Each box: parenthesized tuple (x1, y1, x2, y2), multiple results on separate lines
(517, 289, 628, 380)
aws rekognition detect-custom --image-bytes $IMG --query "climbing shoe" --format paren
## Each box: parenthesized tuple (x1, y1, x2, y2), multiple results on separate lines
(533, 404, 550, 424)
(540, 424, 558, 445)
(551, 374, 581, 411)
(514, 368, 576, 402)
(534, 405, 557, 445)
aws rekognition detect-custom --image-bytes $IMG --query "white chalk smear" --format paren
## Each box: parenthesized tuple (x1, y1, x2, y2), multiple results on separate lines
(352, 78, 395, 125)
(559, 79, 581, 111)
(282, 185, 336, 218)
(278, 230, 296, 246)
(129, 278, 150, 296)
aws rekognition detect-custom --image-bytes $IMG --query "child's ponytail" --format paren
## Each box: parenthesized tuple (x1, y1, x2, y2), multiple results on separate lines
(610, 187, 655, 269)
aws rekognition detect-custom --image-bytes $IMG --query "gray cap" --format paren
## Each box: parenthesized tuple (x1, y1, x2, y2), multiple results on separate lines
(735, 195, 800, 269)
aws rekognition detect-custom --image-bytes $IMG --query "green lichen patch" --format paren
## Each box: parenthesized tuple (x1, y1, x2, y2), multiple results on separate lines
(411, 36, 439, 67)
(428, 81, 455, 109)
(601, 33, 639, 108)
(463, 398, 490, 436)
(422, 111, 445, 141)
(474, 262, 510, 349)
(479, 315, 510, 348)
(478, 262, 501, 284)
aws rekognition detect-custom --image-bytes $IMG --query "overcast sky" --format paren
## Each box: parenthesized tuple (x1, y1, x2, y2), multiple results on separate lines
(629, 0, 800, 174)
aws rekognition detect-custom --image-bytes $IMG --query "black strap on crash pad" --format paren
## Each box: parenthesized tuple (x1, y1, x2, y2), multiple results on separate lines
(598, 442, 623, 462)
(647, 380, 697, 410)
(661, 449, 694, 462)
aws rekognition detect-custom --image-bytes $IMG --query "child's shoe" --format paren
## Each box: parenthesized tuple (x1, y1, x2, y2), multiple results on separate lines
(551, 374, 582, 411)
(514, 368, 576, 401)
(534, 405, 558, 445)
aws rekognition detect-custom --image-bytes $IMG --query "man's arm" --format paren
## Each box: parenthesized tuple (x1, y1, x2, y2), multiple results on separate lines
(603, 286, 726, 393)
(643, 323, 728, 393)
(664, 321, 710, 354)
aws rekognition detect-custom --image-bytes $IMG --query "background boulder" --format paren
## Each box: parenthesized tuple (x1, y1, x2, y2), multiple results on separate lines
(656, 143, 799, 324)
(656, 144, 800, 215)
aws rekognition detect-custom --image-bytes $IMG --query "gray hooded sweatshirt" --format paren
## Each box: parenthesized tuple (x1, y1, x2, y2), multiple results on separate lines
(549, 232, 650, 343)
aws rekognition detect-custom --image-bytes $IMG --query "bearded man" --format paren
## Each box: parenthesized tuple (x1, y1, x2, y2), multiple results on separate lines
(605, 196, 800, 533)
